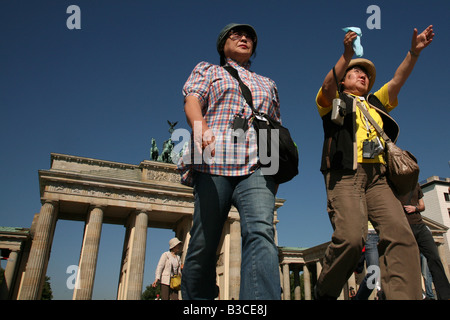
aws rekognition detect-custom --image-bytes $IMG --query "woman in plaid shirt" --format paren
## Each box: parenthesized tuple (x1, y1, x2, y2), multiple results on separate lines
(179, 23, 281, 300)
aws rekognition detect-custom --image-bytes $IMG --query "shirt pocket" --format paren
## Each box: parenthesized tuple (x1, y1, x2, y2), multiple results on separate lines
(210, 76, 244, 112)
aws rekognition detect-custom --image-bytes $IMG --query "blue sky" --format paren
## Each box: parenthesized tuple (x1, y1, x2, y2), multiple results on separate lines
(1, 0, 448, 299)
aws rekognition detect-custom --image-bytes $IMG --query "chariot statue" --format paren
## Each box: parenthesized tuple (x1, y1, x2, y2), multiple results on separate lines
(150, 120, 180, 164)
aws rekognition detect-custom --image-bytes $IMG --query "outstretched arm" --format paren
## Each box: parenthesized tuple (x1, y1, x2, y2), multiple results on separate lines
(388, 25, 434, 103)
(320, 32, 357, 107)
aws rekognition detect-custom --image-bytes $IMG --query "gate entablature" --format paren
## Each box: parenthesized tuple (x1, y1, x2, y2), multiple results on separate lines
(39, 153, 194, 228)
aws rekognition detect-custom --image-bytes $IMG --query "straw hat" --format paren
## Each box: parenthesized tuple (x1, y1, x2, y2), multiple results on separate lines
(169, 237, 182, 249)
(346, 58, 376, 92)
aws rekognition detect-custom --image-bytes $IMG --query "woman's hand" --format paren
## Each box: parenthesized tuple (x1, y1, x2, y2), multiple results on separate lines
(320, 31, 357, 107)
(185, 96, 216, 158)
(343, 31, 357, 58)
(410, 25, 434, 56)
(387, 25, 435, 102)
(201, 127, 216, 157)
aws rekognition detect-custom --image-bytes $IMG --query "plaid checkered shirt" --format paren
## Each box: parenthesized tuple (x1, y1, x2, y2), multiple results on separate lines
(178, 58, 281, 186)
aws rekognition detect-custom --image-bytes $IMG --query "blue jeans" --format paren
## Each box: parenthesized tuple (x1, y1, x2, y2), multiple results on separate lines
(355, 233, 380, 300)
(421, 253, 435, 299)
(181, 169, 281, 300)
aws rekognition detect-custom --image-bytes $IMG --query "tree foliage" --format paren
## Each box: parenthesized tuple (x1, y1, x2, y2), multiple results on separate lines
(41, 276, 53, 300)
(141, 284, 161, 300)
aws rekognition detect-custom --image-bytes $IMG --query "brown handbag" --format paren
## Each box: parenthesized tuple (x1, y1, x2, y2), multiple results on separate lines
(356, 102, 419, 195)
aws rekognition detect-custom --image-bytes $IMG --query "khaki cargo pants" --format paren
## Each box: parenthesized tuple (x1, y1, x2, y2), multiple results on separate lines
(317, 163, 422, 300)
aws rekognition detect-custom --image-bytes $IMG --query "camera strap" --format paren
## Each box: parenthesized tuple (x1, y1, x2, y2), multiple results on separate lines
(356, 100, 373, 137)
(356, 100, 391, 143)
(223, 65, 258, 116)
(332, 67, 343, 97)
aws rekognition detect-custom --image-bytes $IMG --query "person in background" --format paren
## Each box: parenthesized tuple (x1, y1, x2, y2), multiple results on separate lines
(354, 222, 382, 300)
(152, 238, 182, 300)
(397, 183, 450, 300)
(421, 253, 435, 300)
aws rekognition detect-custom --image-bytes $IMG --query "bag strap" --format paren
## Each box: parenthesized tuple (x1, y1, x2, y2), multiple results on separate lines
(166, 251, 178, 276)
(223, 65, 258, 115)
(355, 99, 391, 142)
(332, 67, 343, 98)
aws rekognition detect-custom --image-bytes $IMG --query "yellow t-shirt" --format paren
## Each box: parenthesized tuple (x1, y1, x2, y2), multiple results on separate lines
(316, 83, 398, 164)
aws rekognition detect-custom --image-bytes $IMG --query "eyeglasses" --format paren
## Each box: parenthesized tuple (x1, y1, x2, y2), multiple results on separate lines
(349, 67, 371, 79)
(229, 30, 255, 42)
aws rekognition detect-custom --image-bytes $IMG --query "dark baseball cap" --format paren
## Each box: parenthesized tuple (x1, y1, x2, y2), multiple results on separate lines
(216, 23, 258, 55)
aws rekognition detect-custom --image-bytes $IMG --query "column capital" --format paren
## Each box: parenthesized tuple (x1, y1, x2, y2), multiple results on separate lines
(134, 209, 149, 215)
(88, 204, 106, 211)
(40, 199, 58, 208)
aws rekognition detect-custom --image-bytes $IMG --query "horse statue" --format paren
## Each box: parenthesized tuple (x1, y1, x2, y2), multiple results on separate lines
(150, 120, 179, 163)
(150, 138, 159, 161)
(157, 138, 174, 163)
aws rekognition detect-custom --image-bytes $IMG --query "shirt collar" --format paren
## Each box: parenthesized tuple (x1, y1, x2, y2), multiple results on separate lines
(225, 58, 251, 70)
(347, 92, 369, 101)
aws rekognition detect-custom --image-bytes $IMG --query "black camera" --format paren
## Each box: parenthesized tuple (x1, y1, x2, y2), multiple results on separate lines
(232, 114, 248, 138)
(362, 137, 384, 159)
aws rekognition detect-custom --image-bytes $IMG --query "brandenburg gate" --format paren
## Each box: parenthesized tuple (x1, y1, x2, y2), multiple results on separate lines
(15, 153, 284, 300)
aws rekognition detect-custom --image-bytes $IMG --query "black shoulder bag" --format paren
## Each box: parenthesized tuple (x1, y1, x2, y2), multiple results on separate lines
(224, 65, 299, 184)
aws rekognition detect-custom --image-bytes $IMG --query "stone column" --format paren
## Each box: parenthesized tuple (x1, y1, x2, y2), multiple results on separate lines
(0, 250, 19, 299)
(123, 210, 148, 300)
(292, 265, 301, 300)
(73, 206, 104, 300)
(228, 218, 241, 300)
(174, 215, 192, 266)
(303, 264, 311, 300)
(437, 242, 450, 278)
(282, 263, 290, 300)
(316, 260, 322, 280)
(18, 201, 58, 300)
(279, 265, 284, 299)
(174, 215, 192, 300)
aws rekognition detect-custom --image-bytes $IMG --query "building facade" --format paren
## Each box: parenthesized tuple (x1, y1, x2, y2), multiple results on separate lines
(421, 176, 450, 270)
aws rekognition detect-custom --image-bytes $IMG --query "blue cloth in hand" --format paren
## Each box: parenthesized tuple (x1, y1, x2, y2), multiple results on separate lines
(342, 27, 363, 57)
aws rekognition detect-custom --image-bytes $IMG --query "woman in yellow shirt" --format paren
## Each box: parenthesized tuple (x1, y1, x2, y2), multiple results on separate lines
(314, 26, 434, 300)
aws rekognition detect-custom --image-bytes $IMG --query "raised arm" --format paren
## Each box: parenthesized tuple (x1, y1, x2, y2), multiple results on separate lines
(320, 32, 357, 107)
(387, 25, 434, 103)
